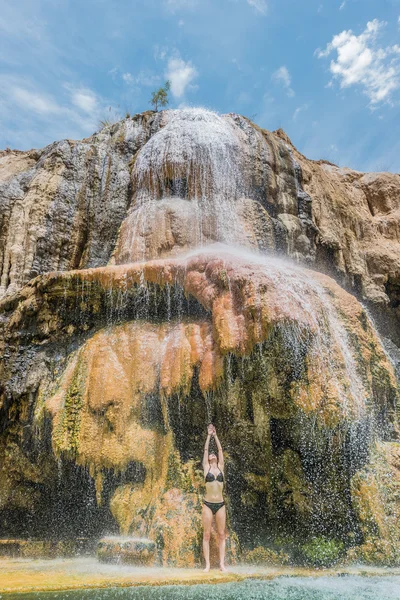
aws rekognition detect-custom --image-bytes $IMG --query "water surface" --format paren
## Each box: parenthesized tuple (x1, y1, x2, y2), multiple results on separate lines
(2, 576, 399, 600)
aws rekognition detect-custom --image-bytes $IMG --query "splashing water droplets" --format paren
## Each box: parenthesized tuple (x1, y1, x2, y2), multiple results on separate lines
(3, 107, 398, 571)
(186, 244, 368, 418)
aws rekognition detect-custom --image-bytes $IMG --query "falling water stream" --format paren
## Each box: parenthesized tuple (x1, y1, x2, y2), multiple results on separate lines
(110, 108, 273, 263)
(1, 108, 399, 597)
(184, 243, 368, 417)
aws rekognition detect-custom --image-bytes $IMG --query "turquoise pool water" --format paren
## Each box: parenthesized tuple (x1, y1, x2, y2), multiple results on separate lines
(1, 577, 399, 600)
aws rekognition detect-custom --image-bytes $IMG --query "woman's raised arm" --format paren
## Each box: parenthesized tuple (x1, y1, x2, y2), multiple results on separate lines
(203, 424, 214, 470)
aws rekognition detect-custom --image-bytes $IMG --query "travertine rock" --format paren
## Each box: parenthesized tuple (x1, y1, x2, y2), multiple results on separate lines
(275, 130, 400, 345)
(1, 111, 398, 347)
(0, 113, 159, 297)
(97, 536, 156, 565)
(0, 109, 399, 566)
(0, 247, 398, 563)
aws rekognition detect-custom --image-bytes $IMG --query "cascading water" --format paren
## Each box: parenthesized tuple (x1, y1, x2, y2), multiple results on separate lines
(111, 108, 278, 263)
(133, 109, 245, 203)
(188, 245, 368, 419)
(0, 108, 399, 592)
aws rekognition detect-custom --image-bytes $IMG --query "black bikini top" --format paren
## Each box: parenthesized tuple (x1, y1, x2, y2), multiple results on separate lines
(205, 467, 224, 483)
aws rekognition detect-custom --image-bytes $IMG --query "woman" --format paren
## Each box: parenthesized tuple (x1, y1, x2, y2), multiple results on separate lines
(202, 423, 227, 572)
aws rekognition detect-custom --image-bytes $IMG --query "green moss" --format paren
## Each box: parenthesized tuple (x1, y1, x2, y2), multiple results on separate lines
(53, 357, 87, 456)
(243, 546, 289, 565)
(347, 539, 400, 567)
(219, 269, 229, 289)
(301, 537, 344, 567)
(165, 451, 200, 494)
(351, 442, 400, 554)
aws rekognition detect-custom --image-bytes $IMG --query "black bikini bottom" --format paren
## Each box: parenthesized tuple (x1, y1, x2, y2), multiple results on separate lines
(203, 500, 225, 515)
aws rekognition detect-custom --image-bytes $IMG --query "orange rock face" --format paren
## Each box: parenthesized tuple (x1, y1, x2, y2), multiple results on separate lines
(0, 109, 399, 566)
(285, 136, 400, 313)
(1, 246, 386, 561)
(34, 246, 396, 420)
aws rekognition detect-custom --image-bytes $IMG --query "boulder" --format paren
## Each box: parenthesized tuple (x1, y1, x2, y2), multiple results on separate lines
(97, 536, 156, 565)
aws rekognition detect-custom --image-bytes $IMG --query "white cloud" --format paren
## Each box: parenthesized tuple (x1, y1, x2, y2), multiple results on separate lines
(272, 66, 295, 97)
(339, 2, 346, 10)
(247, 0, 268, 15)
(165, 57, 198, 97)
(154, 45, 168, 61)
(293, 103, 309, 121)
(0, 3, 46, 43)
(136, 71, 161, 87)
(70, 88, 98, 113)
(11, 87, 60, 115)
(317, 19, 400, 104)
(120, 71, 161, 88)
(0, 75, 115, 149)
(122, 72, 134, 85)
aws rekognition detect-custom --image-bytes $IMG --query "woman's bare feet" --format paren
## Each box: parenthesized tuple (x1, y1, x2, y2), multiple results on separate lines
(203, 564, 210, 572)
(220, 564, 227, 572)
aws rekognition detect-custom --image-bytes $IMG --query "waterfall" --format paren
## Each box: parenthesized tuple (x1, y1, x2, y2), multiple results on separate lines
(1, 107, 398, 569)
(183, 244, 368, 420)
(133, 108, 246, 204)
(111, 108, 273, 263)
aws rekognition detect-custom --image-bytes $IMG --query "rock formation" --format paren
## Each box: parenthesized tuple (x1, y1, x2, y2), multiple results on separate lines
(0, 108, 399, 566)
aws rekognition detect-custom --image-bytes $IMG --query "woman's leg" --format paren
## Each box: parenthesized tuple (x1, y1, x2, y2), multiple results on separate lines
(202, 504, 213, 571)
(215, 505, 227, 571)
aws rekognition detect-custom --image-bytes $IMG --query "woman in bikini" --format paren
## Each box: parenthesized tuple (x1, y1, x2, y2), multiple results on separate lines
(202, 423, 227, 572)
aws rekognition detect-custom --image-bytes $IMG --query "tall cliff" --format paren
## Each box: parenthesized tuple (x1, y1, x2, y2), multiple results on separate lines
(1, 111, 399, 348)
(0, 108, 399, 566)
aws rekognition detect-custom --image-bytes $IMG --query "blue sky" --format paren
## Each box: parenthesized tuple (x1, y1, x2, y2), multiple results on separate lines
(1, 0, 400, 172)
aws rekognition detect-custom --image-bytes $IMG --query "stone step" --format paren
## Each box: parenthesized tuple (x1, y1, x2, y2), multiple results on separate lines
(97, 536, 156, 565)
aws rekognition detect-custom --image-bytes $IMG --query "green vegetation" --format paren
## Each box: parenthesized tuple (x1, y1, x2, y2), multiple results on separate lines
(243, 546, 290, 565)
(52, 358, 86, 455)
(150, 80, 171, 111)
(99, 118, 112, 128)
(98, 105, 122, 130)
(347, 539, 400, 567)
(301, 537, 344, 567)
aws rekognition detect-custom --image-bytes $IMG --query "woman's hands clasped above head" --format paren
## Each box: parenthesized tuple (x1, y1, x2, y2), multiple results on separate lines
(207, 423, 216, 436)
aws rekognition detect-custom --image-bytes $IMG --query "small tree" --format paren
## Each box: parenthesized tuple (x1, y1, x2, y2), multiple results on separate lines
(150, 80, 171, 112)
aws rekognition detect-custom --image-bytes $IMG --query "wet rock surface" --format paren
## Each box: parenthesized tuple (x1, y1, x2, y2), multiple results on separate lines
(0, 248, 398, 565)
(1, 556, 400, 596)
(1, 111, 398, 348)
(0, 109, 399, 567)
(97, 536, 156, 565)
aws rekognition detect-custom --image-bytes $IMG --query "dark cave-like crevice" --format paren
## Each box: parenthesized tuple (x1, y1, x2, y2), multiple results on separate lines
(0, 460, 118, 541)
(3, 281, 210, 351)
(0, 459, 148, 542)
